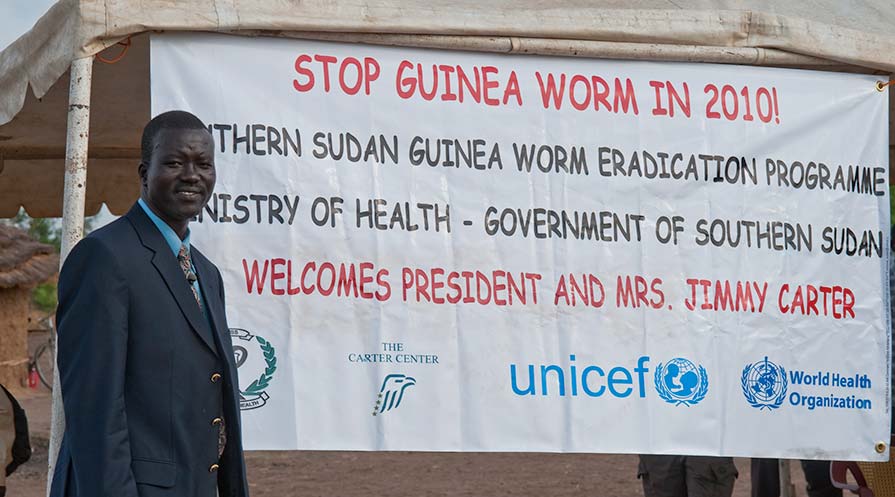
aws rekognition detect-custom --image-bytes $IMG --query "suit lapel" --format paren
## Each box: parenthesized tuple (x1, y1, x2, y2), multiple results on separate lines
(193, 252, 228, 348)
(125, 204, 219, 356)
(193, 250, 241, 379)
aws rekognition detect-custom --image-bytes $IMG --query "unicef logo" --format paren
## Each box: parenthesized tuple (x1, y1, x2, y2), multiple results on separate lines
(741, 357, 787, 410)
(654, 358, 708, 406)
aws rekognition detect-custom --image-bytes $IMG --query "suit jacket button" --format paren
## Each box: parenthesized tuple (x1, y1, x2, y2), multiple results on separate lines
(209, 463, 220, 472)
(212, 417, 223, 426)
(211, 373, 222, 383)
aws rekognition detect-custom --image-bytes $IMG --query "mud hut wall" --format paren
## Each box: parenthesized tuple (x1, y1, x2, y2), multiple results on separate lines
(0, 287, 29, 391)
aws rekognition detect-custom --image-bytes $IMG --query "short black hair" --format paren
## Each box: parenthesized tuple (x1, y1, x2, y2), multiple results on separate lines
(141, 110, 209, 165)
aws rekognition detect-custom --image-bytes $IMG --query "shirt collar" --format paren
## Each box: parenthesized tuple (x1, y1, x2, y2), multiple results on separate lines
(137, 198, 191, 256)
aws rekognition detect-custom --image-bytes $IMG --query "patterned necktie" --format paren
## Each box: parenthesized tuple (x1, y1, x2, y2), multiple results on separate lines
(177, 245, 226, 456)
(177, 245, 201, 308)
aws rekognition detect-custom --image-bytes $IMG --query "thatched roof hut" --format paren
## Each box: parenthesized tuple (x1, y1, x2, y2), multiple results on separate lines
(0, 225, 58, 289)
(0, 225, 58, 391)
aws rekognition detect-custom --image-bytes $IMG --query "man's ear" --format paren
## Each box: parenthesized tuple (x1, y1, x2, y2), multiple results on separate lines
(138, 162, 148, 189)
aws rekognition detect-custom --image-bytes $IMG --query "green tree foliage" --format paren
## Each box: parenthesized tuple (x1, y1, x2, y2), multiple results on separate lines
(31, 282, 57, 313)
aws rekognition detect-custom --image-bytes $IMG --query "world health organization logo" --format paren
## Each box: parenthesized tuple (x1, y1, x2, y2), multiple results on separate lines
(741, 357, 787, 410)
(654, 358, 708, 406)
(373, 374, 416, 416)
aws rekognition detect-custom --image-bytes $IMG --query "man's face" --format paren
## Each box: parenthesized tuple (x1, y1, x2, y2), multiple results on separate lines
(140, 128, 215, 228)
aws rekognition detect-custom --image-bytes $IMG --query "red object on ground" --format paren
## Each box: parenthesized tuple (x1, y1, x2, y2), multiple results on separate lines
(28, 365, 38, 390)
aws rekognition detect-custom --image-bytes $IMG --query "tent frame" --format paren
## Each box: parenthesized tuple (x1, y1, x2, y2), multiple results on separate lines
(48, 54, 93, 491)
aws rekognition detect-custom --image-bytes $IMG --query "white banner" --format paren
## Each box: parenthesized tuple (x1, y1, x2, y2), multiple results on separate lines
(151, 33, 891, 460)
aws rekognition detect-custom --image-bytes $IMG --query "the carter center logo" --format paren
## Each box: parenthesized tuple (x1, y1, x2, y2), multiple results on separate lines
(654, 358, 708, 406)
(372, 374, 416, 416)
(230, 328, 277, 411)
(741, 357, 787, 410)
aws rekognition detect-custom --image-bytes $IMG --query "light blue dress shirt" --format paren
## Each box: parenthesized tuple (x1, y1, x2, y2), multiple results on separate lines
(138, 198, 206, 313)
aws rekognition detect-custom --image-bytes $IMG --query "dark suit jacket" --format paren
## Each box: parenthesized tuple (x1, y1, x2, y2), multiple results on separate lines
(50, 204, 249, 497)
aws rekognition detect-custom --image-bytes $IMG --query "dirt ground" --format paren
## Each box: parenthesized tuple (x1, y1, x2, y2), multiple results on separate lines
(7, 388, 814, 497)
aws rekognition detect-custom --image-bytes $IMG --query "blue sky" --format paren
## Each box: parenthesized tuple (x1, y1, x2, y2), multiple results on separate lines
(0, 1, 55, 50)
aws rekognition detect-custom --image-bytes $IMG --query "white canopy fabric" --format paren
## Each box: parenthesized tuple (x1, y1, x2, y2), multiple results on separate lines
(1, 0, 893, 217)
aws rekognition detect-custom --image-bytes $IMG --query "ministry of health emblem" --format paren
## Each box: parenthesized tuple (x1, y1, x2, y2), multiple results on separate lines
(231, 328, 277, 411)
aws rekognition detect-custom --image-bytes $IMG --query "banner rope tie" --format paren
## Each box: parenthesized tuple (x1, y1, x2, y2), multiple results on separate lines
(97, 36, 132, 64)
(875, 80, 894, 92)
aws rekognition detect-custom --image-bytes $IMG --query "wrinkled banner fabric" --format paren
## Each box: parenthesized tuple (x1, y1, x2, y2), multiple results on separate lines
(150, 33, 890, 460)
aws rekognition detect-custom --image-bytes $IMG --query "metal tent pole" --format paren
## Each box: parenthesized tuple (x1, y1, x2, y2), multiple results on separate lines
(47, 54, 94, 496)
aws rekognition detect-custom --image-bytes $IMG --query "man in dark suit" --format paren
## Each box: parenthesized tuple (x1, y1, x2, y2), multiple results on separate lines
(50, 110, 249, 497)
